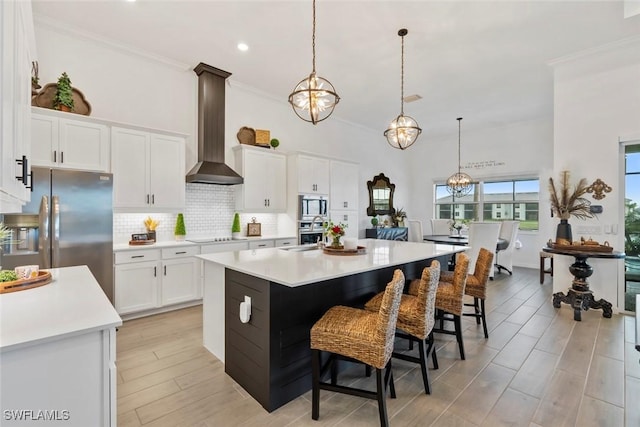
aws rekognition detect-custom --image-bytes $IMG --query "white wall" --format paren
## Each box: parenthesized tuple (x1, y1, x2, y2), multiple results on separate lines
(551, 36, 640, 310)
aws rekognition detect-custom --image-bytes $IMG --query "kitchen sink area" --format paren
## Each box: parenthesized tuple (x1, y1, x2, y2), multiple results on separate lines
(278, 244, 321, 252)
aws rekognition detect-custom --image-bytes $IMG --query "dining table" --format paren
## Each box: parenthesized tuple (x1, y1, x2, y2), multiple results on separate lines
(422, 234, 508, 251)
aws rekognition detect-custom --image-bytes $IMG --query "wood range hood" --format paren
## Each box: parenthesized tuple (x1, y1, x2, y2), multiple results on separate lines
(186, 62, 243, 185)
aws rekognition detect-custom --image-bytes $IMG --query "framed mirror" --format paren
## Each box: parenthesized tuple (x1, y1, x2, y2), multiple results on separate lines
(367, 173, 396, 216)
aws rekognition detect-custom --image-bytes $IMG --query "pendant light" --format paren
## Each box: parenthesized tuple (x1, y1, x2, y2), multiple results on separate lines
(446, 117, 473, 197)
(288, 0, 340, 125)
(384, 28, 421, 150)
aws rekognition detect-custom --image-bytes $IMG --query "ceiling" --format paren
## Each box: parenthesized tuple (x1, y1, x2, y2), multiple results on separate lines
(32, 1, 640, 140)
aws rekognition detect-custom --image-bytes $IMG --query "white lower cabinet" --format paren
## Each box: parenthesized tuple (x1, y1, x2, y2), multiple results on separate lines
(114, 246, 200, 316)
(249, 240, 275, 250)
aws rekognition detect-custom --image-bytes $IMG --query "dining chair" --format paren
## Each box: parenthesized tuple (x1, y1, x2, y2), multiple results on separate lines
(430, 219, 451, 235)
(310, 269, 405, 427)
(468, 222, 501, 279)
(365, 260, 440, 394)
(407, 219, 424, 242)
(495, 220, 520, 275)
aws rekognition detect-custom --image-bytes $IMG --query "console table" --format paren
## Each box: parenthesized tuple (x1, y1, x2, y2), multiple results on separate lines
(542, 247, 625, 321)
(366, 227, 408, 241)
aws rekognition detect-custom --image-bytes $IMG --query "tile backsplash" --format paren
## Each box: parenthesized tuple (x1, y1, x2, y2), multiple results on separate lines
(113, 184, 279, 243)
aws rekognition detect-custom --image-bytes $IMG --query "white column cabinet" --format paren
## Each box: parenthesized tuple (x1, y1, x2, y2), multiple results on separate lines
(234, 145, 286, 212)
(112, 127, 186, 212)
(296, 154, 330, 195)
(31, 111, 110, 172)
(0, 0, 35, 211)
(329, 210, 359, 239)
(330, 160, 359, 210)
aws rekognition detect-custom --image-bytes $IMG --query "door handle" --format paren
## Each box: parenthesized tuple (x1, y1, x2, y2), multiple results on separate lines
(152, 194, 155, 204)
(39, 196, 50, 269)
(344, 201, 348, 208)
(164, 265, 166, 276)
(60, 151, 64, 164)
(52, 196, 60, 267)
(154, 266, 157, 277)
(53, 150, 57, 163)
(15, 155, 28, 184)
(146, 194, 150, 204)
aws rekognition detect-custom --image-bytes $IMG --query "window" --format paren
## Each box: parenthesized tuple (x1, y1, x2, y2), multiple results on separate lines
(435, 178, 539, 230)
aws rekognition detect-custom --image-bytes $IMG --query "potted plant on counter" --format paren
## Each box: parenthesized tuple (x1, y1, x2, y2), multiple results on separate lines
(232, 213, 242, 239)
(174, 213, 186, 241)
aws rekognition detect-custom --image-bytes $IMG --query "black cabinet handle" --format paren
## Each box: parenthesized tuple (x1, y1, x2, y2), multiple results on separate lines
(146, 194, 150, 204)
(152, 194, 155, 204)
(175, 251, 187, 255)
(15, 155, 28, 184)
(53, 150, 57, 163)
(60, 151, 64, 163)
(131, 255, 145, 259)
(154, 266, 157, 277)
(164, 265, 167, 275)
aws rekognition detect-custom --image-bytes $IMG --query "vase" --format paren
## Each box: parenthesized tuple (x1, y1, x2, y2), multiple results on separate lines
(330, 236, 342, 248)
(556, 219, 572, 244)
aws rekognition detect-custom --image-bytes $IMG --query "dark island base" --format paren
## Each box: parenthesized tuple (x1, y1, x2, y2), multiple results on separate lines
(224, 256, 449, 412)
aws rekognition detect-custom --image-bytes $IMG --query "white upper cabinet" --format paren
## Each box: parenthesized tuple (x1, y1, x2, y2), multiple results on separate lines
(234, 145, 286, 212)
(294, 154, 330, 195)
(330, 160, 358, 210)
(112, 126, 185, 212)
(0, 0, 36, 211)
(31, 110, 110, 172)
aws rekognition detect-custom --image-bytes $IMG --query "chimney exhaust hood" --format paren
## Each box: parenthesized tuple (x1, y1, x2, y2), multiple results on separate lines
(186, 63, 243, 185)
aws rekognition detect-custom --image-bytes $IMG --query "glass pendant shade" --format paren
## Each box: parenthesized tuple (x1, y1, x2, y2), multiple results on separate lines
(384, 114, 421, 150)
(288, 72, 339, 125)
(446, 117, 473, 197)
(384, 28, 421, 150)
(288, 0, 339, 125)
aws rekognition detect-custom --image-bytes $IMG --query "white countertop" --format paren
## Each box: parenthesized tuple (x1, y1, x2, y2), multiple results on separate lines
(0, 265, 122, 352)
(113, 235, 297, 251)
(197, 239, 466, 287)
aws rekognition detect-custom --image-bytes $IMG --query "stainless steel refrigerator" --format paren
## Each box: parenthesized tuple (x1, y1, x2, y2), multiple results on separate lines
(0, 167, 113, 301)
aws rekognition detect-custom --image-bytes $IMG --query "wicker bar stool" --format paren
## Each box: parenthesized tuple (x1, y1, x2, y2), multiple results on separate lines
(365, 260, 441, 394)
(431, 252, 470, 360)
(440, 248, 493, 339)
(310, 269, 405, 427)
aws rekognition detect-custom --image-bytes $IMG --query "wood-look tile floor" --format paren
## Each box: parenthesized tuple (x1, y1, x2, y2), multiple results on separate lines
(116, 267, 640, 427)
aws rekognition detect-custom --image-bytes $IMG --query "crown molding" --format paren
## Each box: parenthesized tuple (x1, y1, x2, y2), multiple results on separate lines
(548, 34, 640, 68)
(33, 14, 191, 71)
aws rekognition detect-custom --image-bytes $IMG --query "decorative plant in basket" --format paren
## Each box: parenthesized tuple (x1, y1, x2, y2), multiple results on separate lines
(174, 213, 186, 241)
(548, 171, 594, 243)
(231, 213, 242, 239)
(53, 72, 74, 112)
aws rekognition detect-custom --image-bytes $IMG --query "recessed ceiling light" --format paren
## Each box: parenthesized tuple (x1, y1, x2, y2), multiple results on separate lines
(237, 43, 249, 52)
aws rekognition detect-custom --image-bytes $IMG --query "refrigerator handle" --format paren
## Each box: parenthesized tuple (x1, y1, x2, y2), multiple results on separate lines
(52, 195, 60, 267)
(39, 196, 51, 269)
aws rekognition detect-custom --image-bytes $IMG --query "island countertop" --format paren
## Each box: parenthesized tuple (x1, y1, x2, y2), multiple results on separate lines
(196, 239, 466, 287)
(0, 265, 122, 352)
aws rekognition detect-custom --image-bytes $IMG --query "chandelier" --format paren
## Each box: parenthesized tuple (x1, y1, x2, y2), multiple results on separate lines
(288, 0, 339, 125)
(384, 28, 421, 150)
(446, 118, 473, 196)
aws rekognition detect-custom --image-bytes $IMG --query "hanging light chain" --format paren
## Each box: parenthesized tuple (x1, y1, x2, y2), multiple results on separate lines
(457, 118, 462, 173)
(311, 0, 316, 73)
(400, 31, 405, 116)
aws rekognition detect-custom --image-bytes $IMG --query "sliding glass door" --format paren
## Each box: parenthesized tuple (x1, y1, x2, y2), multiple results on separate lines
(624, 144, 640, 312)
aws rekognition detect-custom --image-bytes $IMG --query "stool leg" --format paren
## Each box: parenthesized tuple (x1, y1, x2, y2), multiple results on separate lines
(384, 360, 396, 399)
(418, 338, 431, 394)
(480, 299, 488, 339)
(474, 297, 481, 325)
(312, 349, 321, 420)
(454, 315, 465, 360)
(427, 332, 439, 370)
(376, 368, 390, 427)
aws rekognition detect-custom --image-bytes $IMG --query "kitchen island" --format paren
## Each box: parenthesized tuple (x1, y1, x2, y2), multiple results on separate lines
(0, 265, 122, 426)
(198, 239, 465, 412)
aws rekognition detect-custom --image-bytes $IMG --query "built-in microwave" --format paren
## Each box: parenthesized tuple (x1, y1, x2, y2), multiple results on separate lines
(298, 195, 328, 220)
